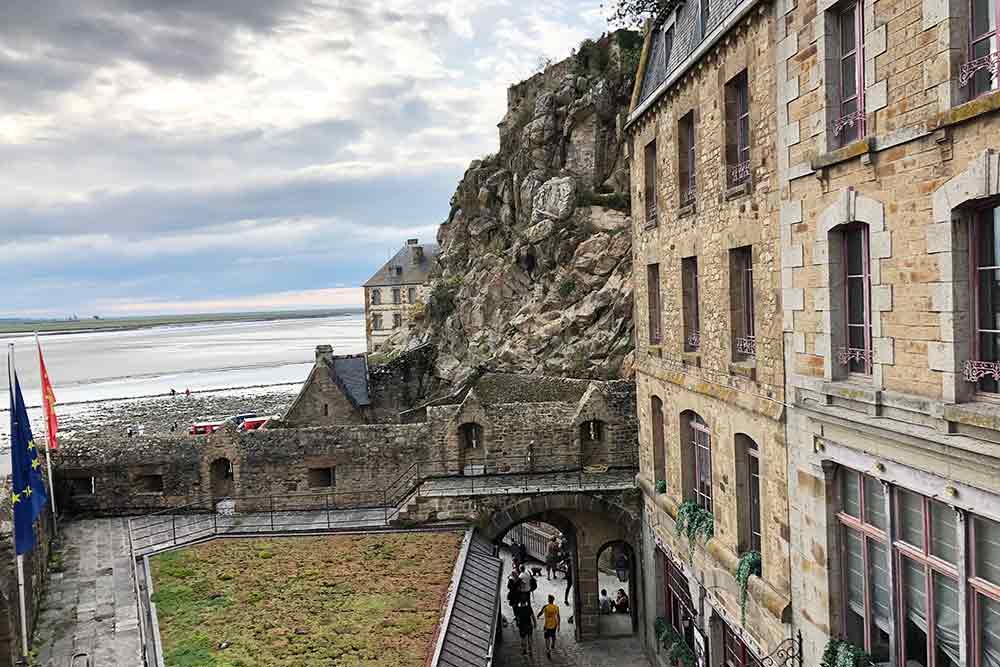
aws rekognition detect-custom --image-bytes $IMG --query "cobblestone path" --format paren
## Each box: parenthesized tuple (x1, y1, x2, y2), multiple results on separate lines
(33, 518, 142, 667)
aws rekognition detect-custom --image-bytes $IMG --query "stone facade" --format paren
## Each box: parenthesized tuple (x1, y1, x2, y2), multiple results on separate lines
(628, 1, 793, 665)
(362, 239, 438, 354)
(776, 0, 1000, 651)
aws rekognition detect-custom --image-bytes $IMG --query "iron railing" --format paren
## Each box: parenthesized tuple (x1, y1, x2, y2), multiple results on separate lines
(129, 452, 639, 555)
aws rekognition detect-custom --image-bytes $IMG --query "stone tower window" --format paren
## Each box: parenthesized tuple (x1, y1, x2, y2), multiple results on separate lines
(647, 263, 662, 344)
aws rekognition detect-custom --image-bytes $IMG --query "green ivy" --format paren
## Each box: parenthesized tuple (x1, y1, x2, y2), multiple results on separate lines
(675, 500, 714, 562)
(735, 550, 761, 627)
(820, 639, 870, 667)
(659, 625, 695, 667)
(655, 479, 667, 494)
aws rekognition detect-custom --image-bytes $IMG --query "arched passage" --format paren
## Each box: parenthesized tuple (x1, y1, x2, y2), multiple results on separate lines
(596, 540, 637, 637)
(210, 457, 234, 499)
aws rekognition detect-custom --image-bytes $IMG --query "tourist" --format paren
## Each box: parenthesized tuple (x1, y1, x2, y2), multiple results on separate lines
(536, 594, 560, 659)
(599, 589, 611, 614)
(514, 599, 535, 656)
(563, 565, 573, 606)
(518, 563, 533, 603)
(615, 588, 630, 614)
(507, 570, 520, 609)
(517, 540, 528, 565)
(545, 537, 560, 580)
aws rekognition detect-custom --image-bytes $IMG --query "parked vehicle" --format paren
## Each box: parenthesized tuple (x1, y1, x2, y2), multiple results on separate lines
(190, 421, 226, 435)
(238, 416, 271, 431)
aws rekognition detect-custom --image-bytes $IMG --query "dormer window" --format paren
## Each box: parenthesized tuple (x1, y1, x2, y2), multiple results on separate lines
(394, 266, 403, 276)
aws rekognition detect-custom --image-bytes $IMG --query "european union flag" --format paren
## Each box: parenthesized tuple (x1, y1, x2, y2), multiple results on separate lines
(8, 369, 48, 555)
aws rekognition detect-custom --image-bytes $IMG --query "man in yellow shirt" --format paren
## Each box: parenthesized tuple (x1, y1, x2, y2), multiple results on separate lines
(536, 594, 560, 659)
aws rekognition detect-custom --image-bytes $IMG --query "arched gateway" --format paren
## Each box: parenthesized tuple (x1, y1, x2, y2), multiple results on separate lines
(481, 492, 641, 641)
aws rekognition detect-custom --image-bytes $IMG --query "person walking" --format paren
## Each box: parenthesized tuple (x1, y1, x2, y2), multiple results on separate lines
(563, 564, 573, 606)
(514, 599, 535, 656)
(545, 537, 560, 580)
(518, 564, 533, 604)
(536, 595, 561, 660)
(599, 589, 612, 614)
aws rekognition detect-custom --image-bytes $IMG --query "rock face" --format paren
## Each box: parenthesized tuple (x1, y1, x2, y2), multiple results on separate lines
(393, 32, 640, 386)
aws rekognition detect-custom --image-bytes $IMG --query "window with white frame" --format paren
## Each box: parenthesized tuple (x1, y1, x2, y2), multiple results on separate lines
(372, 314, 383, 330)
(841, 224, 873, 375)
(730, 246, 755, 359)
(831, 1, 865, 146)
(682, 411, 712, 512)
(678, 112, 696, 207)
(967, 205, 1000, 392)
(964, 0, 1000, 97)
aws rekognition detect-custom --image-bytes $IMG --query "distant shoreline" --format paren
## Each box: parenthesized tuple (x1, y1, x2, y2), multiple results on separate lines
(0, 308, 363, 336)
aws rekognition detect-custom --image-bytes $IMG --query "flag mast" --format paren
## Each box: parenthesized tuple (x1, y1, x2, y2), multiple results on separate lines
(34, 333, 57, 517)
(8, 343, 30, 659)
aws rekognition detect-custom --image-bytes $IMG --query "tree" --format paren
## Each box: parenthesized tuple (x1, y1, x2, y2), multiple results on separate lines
(604, 0, 670, 27)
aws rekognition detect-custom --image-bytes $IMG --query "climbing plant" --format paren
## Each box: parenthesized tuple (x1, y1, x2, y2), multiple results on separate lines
(653, 620, 695, 667)
(820, 639, 870, 667)
(655, 479, 667, 494)
(735, 550, 762, 626)
(675, 500, 714, 562)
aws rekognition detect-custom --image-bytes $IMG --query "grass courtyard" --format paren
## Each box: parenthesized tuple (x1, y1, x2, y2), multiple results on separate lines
(150, 532, 464, 666)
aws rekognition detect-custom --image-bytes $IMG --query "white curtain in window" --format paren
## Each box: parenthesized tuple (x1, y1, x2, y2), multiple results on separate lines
(983, 595, 1000, 667)
(903, 557, 928, 632)
(845, 529, 866, 616)
(977, 515, 1000, 585)
(932, 573, 961, 665)
(869, 540, 891, 632)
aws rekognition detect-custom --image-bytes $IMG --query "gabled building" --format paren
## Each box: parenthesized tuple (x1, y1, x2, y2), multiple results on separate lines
(362, 239, 439, 353)
(627, 0, 793, 664)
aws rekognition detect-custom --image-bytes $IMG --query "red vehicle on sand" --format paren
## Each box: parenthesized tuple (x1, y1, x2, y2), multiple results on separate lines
(190, 421, 226, 435)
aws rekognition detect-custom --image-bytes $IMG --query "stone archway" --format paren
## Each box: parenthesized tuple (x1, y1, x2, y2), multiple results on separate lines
(210, 457, 234, 499)
(596, 539, 638, 637)
(483, 492, 641, 641)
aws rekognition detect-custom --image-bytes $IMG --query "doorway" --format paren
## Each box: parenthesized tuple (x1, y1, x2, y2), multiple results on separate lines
(596, 541, 637, 637)
(210, 457, 234, 499)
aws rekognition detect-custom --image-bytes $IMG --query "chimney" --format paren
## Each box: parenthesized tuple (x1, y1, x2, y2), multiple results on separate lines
(406, 238, 419, 245)
(315, 344, 334, 364)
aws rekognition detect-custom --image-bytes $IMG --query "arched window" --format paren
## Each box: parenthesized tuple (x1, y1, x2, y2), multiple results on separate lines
(580, 419, 605, 443)
(371, 288, 381, 305)
(651, 396, 665, 486)
(459, 422, 483, 450)
(735, 434, 762, 556)
(681, 411, 712, 512)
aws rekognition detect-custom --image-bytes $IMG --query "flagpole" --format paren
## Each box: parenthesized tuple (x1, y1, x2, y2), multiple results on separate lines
(8, 344, 30, 659)
(34, 333, 57, 517)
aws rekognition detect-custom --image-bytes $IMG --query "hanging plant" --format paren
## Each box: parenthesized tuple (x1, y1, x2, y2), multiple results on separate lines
(654, 616, 668, 641)
(735, 550, 762, 626)
(820, 639, 870, 667)
(658, 625, 695, 667)
(656, 479, 667, 494)
(675, 500, 714, 562)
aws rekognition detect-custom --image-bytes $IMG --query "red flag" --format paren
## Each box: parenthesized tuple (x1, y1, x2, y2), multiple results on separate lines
(37, 338, 59, 451)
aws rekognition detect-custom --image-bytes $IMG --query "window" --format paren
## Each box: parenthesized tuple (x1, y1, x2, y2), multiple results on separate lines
(730, 247, 755, 359)
(392, 313, 402, 329)
(69, 476, 95, 496)
(662, 25, 674, 73)
(459, 422, 482, 450)
(135, 474, 164, 494)
(700, 0, 711, 38)
(408, 287, 417, 303)
(371, 289, 381, 305)
(308, 467, 335, 488)
(392, 288, 401, 304)
(736, 435, 762, 555)
(725, 71, 751, 188)
(678, 112, 696, 207)
(966, 0, 999, 97)
(647, 263, 662, 344)
(832, 1, 865, 145)
(644, 140, 658, 225)
(968, 206, 1000, 392)
(682, 257, 700, 351)
(323, 403, 329, 417)
(723, 620, 763, 667)
(682, 411, 712, 512)
(651, 396, 666, 484)
(841, 224, 872, 374)
(972, 515, 1000, 665)
(663, 555, 697, 650)
(372, 314, 383, 330)
(580, 420, 605, 443)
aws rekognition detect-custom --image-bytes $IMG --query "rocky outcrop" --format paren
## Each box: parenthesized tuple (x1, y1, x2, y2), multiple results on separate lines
(387, 32, 641, 386)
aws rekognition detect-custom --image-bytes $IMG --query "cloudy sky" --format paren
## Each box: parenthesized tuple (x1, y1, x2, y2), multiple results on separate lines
(0, 0, 610, 318)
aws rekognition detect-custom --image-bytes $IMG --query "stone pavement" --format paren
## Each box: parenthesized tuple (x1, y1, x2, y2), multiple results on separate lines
(33, 518, 142, 667)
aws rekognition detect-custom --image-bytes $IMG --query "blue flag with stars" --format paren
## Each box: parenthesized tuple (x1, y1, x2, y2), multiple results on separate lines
(9, 368, 48, 555)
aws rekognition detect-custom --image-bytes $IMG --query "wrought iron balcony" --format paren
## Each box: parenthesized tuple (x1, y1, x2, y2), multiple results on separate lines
(964, 359, 1000, 383)
(645, 203, 658, 226)
(832, 109, 865, 138)
(837, 346, 873, 367)
(736, 335, 756, 357)
(686, 331, 701, 351)
(729, 160, 751, 187)
(960, 52, 1000, 87)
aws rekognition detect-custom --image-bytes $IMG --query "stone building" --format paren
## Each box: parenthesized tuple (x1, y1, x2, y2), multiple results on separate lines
(627, 0, 792, 664)
(776, 0, 1000, 657)
(362, 239, 439, 353)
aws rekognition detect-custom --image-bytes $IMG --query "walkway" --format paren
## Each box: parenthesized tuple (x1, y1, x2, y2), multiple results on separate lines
(33, 518, 142, 667)
(494, 548, 651, 667)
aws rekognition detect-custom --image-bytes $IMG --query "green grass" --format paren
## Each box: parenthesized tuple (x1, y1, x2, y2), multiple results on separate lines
(150, 532, 464, 667)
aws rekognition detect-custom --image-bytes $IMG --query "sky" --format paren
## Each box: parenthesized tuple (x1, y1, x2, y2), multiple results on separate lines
(0, 0, 612, 318)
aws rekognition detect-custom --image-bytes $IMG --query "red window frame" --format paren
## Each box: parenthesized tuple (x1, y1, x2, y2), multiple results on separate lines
(833, 1, 865, 145)
(688, 413, 713, 512)
(969, 206, 1000, 393)
(747, 441, 762, 553)
(648, 263, 662, 344)
(843, 223, 873, 375)
(967, 0, 1000, 97)
(663, 555, 697, 648)
(722, 620, 763, 667)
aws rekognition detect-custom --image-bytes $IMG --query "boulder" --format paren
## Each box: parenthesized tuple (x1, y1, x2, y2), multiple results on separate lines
(531, 177, 577, 224)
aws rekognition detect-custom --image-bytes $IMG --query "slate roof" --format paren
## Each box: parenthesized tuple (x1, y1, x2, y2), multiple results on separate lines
(434, 531, 503, 667)
(363, 242, 440, 288)
(330, 355, 371, 407)
(634, 0, 752, 113)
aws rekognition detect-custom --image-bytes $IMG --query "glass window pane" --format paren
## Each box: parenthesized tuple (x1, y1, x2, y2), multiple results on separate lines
(976, 515, 1000, 585)
(932, 573, 961, 667)
(978, 270, 1000, 332)
(842, 469, 860, 518)
(864, 476, 886, 530)
(847, 228, 864, 274)
(929, 501, 956, 563)
(972, 0, 996, 37)
(978, 211, 1000, 267)
(869, 539, 890, 631)
(841, 56, 858, 98)
(902, 557, 929, 666)
(982, 595, 1000, 667)
(898, 488, 924, 548)
(848, 278, 866, 325)
(845, 528, 865, 613)
(840, 6, 856, 51)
